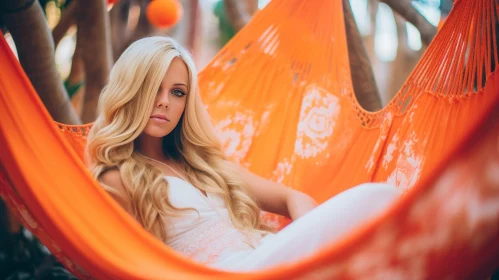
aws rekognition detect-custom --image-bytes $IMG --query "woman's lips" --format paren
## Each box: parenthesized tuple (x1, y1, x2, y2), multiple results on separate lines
(150, 114, 170, 123)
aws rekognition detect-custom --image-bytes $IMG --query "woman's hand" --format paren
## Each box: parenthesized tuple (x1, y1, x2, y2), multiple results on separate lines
(286, 190, 318, 220)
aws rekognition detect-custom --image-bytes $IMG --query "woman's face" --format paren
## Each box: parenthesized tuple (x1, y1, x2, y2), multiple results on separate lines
(142, 57, 189, 138)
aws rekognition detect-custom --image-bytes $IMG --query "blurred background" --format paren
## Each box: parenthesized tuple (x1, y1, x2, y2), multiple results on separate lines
(3, 0, 450, 109)
(0, 0, 461, 279)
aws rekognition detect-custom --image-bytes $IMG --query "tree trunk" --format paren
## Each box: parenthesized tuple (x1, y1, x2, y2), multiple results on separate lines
(110, 0, 131, 61)
(67, 41, 86, 116)
(1, 0, 81, 124)
(388, 14, 421, 104)
(343, 0, 382, 111)
(77, 0, 113, 123)
(364, 0, 378, 65)
(224, 0, 258, 32)
(380, 0, 437, 45)
(52, 0, 78, 48)
(124, 0, 156, 49)
(187, 0, 200, 52)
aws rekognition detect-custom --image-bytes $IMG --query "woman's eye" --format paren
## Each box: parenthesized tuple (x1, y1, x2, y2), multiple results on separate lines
(172, 89, 186, 97)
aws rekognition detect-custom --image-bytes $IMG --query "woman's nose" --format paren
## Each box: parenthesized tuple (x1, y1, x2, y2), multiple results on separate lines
(156, 91, 169, 108)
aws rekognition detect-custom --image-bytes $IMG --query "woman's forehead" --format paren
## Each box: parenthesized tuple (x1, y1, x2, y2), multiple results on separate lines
(163, 58, 189, 83)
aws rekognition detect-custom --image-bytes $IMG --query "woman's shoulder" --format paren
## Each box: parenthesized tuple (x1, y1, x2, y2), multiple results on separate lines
(99, 167, 133, 214)
(100, 167, 122, 187)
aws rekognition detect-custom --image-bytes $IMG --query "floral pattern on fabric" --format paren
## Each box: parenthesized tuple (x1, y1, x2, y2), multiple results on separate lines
(271, 157, 293, 184)
(215, 110, 257, 163)
(295, 85, 340, 159)
(386, 131, 423, 191)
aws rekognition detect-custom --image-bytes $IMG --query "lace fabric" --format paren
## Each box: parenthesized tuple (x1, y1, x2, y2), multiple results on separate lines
(164, 176, 263, 265)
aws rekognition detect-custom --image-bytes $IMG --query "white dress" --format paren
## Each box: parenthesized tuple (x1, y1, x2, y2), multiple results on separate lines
(164, 176, 400, 272)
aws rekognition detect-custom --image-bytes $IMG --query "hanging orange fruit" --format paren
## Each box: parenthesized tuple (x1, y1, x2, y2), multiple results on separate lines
(146, 0, 183, 28)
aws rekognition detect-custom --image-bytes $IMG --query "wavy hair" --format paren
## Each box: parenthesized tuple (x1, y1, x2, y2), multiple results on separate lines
(86, 36, 267, 242)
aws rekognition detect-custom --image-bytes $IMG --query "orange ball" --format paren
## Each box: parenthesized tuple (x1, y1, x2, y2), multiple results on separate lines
(146, 0, 183, 28)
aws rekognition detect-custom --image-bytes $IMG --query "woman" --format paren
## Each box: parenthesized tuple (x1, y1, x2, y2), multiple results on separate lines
(86, 36, 399, 271)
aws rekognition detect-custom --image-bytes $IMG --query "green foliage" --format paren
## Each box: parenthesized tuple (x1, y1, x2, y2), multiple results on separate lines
(213, 0, 236, 46)
(64, 79, 85, 99)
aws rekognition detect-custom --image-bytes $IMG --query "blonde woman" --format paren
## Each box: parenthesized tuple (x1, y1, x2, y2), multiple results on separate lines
(86, 36, 399, 271)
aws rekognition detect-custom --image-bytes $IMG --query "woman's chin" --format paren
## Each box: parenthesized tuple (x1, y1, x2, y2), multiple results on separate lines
(143, 128, 173, 138)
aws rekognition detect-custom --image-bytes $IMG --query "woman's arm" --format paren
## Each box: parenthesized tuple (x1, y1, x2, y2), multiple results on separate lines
(236, 165, 318, 220)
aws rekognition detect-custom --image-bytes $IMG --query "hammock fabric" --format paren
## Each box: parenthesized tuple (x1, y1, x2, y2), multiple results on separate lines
(0, 0, 498, 278)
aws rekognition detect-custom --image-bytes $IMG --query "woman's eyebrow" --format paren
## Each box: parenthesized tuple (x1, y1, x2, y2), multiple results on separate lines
(173, 83, 188, 88)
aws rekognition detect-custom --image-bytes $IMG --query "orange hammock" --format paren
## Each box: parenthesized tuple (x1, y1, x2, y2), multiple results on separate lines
(1, 0, 499, 278)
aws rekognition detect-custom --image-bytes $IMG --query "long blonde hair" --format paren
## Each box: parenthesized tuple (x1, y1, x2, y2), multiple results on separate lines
(86, 36, 266, 242)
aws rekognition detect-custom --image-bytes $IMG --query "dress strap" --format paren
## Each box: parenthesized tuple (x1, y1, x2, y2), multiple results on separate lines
(141, 154, 189, 182)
